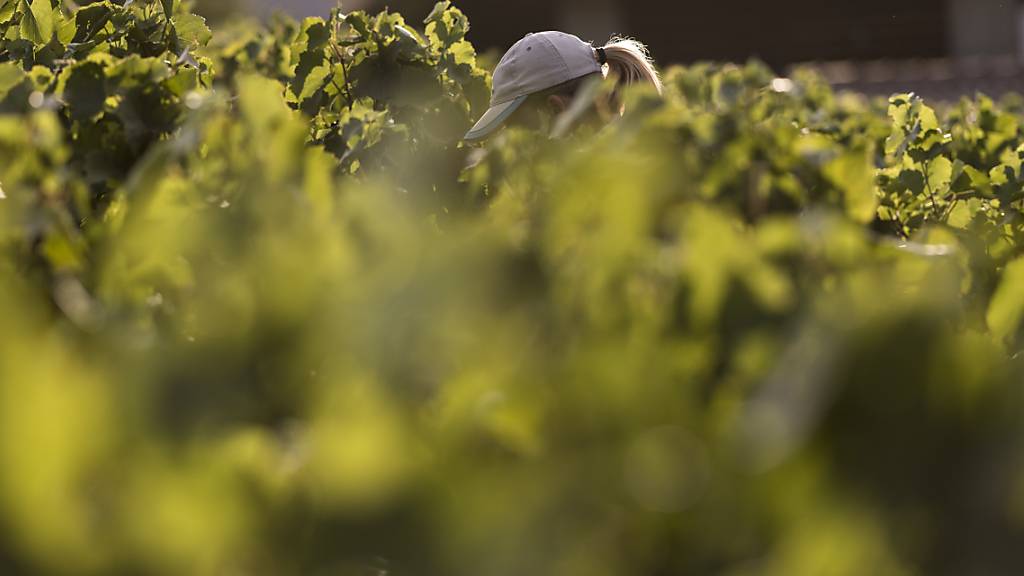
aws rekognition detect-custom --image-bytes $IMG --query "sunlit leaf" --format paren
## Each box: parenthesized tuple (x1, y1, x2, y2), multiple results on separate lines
(19, 0, 53, 45)
(171, 13, 211, 49)
(988, 257, 1024, 342)
(0, 0, 17, 24)
(824, 148, 879, 224)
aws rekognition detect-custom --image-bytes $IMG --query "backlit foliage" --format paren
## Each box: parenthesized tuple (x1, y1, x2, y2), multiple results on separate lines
(2, 2, 1024, 574)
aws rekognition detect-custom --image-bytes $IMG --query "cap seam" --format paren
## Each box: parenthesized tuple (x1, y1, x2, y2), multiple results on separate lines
(490, 33, 599, 106)
(537, 33, 573, 82)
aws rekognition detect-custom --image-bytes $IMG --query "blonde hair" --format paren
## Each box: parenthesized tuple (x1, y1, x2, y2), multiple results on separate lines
(506, 36, 662, 135)
(542, 37, 662, 99)
(599, 38, 663, 95)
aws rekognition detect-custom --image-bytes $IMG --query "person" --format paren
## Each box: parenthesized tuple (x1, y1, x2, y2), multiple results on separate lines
(464, 31, 663, 142)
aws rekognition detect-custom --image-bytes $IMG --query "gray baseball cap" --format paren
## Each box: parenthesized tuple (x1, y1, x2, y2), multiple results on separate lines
(464, 31, 602, 142)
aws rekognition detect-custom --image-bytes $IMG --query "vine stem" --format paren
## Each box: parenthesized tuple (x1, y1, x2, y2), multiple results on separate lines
(922, 158, 940, 223)
(330, 21, 355, 111)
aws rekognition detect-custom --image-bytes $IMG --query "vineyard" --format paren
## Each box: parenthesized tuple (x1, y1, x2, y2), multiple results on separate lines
(3, 1, 1024, 574)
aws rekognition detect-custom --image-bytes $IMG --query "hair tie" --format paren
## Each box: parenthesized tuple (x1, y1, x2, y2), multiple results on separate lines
(596, 47, 607, 65)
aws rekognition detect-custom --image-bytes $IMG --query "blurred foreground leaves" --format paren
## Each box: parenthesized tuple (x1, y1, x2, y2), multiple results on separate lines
(2, 2, 1024, 575)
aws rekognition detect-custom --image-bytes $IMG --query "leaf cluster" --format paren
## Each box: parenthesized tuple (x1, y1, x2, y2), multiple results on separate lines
(4, 3, 1024, 575)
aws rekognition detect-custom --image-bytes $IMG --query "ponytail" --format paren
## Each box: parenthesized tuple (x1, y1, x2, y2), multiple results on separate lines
(598, 38, 663, 95)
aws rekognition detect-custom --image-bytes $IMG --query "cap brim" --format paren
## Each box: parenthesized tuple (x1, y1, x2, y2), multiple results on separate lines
(464, 95, 528, 142)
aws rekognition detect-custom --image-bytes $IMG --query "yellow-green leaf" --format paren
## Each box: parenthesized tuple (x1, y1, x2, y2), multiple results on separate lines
(926, 156, 953, 194)
(0, 62, 24, 95)
(825, 148, 879, 224)
(947, 199, 980, 229)
(297, 64, 330, 102)
(57, 12, 76, 44)
(19, 0, 53, 46)
(918, 103, 940, 132)
(172, 13, 211, 49)
(987, 257, 1024, 341)
(0, 0, 16, 24)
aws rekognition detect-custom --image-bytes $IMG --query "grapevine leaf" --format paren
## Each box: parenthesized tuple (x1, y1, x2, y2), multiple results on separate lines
(71, 2, 112, 44)
(824, 148, 879, 224)
(20, 0, 54, 46)
(447, 40, 476, 67)
(238, 73, 292, 133)
(164, 67, 198, 97)
(917, 102, 940, 133)
(0, 62, 24, 96)
(345, 12, 370, 40)
(926, 156, 953, 196)
(947, 198, 980, 229)
(964, 165, 990, 190)
(988, 257, 1024, 341)
(989, 163, 1013, 186)
(898, 169, 926, 196)
(291, 48, 326, 100)
(0, 0, 16, 24)
(297, 64, 330, 103)
(171, 13, 211, 49)
(887, 94, 911, 125)
(27, 64, 52, 90)
(60, 61, 107, 121)
(57, 13, 76, 44)
(424, 1, 450, 25)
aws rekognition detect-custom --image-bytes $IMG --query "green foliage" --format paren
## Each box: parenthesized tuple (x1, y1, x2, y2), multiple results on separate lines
(4, 2, 1024, 575)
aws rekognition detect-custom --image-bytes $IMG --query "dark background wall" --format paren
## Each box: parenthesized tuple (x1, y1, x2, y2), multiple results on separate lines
(231, 0, 1024, 99)
(629, 0, 948, 67)
(381, 0, 948, 70)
